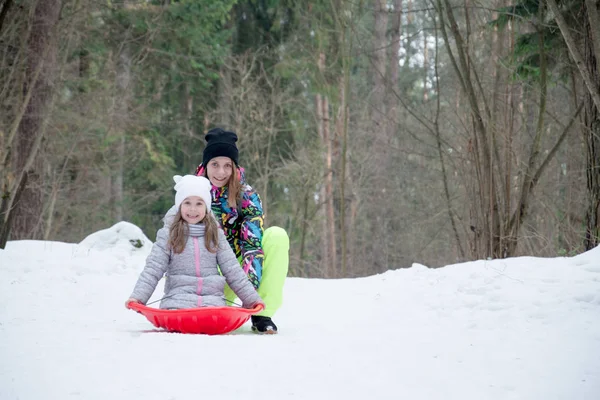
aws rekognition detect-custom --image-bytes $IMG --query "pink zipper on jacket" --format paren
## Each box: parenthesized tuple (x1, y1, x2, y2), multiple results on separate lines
(193, 237, 203, 307)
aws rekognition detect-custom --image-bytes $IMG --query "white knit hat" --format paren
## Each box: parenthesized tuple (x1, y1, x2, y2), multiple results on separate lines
(173, 175, 212, 213)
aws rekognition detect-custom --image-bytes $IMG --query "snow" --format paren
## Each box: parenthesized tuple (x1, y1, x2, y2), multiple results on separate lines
(1, 221, 599, 400)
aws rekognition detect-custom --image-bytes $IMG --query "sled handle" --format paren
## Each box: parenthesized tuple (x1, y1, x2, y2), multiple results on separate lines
(127, 301, 264, 313)
(126, 301, 143, 313)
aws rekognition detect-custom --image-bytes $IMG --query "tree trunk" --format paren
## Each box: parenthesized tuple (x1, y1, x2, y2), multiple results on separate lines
(337, 73, 348, 276)
(506, 3, 548, 255)
(317, 52, 337, 278)
(584, 8, 600, 249)
(386, 0, 402, 141)
(433, 12, 465, 260)
(547, 0, 600, 111)
(112, 7, 132, 223)
(371, 0, 388, 132)
(369, 0, 391, 271)
(548, 0, 600, 249)
(438, 0, 503, 258)
(423, 29, 429, 102)
(323, 80, 336, 278)
(0, 0, 14, 35)
(10, 0, 62, 241)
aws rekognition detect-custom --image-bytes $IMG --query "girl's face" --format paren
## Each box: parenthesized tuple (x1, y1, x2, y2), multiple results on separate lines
(206, 156, 234, 188)
(180, 196, 207, 224)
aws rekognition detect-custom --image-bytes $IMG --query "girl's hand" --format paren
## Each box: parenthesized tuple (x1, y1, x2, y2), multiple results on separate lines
(125, 298, 141, 309)
(243, 301, 262, 310)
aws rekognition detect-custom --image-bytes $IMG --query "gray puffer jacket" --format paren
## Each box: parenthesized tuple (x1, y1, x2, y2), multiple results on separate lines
(130, 223, 262, 309)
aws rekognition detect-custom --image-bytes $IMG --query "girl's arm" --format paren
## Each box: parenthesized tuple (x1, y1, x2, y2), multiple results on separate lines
(238, 186, 265, 289)
(216, 229, 263, 308)
(129, 227, 171, 304)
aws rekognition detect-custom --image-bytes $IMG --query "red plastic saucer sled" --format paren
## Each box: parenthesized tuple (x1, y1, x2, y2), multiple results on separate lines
(127, 302, 264, 335)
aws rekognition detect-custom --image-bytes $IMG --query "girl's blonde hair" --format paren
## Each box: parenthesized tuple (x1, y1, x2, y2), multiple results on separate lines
(168, 208, 220, 254)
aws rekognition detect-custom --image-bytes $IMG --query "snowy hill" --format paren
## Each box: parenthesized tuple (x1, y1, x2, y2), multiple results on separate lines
(1, 222, 599, 400)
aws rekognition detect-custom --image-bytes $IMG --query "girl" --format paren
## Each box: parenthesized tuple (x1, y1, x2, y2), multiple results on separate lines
(126, 175, 263, 311)
(163, 128, 289, 334)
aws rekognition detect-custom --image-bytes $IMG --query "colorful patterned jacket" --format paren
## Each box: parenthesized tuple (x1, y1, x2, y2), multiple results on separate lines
(164, 167, 265, 289)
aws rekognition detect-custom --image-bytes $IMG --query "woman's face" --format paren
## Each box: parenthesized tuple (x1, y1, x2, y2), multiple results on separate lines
(180, 196, 206, 224)
(206, 156, 234, 188)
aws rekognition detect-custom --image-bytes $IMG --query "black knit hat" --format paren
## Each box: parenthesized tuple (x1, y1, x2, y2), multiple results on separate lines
(202, 128, 239, 166)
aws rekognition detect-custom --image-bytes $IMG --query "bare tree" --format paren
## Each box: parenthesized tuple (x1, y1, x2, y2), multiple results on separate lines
(1, 0, 62, 247)
(546, 0, 600, 250)
(372, 0, 389, 134)
(316, 52, 337, 277)
(110, 1, 133, 223)
(386, 0, 402, 141)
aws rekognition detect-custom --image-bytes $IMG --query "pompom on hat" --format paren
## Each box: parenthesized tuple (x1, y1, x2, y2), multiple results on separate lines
(202, 127, 239, 166)
(173, 175, 212, 212)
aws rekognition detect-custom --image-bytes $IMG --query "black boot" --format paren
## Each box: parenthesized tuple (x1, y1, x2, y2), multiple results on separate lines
(251, 315, 278, 334)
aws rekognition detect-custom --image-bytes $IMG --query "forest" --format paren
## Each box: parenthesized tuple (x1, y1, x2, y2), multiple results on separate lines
(1, 0, 598, 278)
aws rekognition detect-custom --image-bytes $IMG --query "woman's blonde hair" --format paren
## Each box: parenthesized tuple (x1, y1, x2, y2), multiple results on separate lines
(226, 167, 242, 209)
(168, 209, 220, 254)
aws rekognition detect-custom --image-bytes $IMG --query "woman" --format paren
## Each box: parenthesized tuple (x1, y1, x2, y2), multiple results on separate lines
(164, 128, 289, 334)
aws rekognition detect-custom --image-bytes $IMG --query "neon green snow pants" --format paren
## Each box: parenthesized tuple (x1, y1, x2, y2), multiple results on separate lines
(224, 226, 289, 317)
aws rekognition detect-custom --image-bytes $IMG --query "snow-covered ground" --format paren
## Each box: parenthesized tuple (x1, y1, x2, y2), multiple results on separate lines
(1, 222, 599, 400)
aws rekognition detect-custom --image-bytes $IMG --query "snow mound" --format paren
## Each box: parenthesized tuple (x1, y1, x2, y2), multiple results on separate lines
(572, 244, 600, 269)
(78, 221, 152, 252)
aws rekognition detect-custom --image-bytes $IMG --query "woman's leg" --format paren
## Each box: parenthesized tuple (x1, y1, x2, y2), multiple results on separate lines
(223, 283, 237, 305)
(257, 226, 289, 317)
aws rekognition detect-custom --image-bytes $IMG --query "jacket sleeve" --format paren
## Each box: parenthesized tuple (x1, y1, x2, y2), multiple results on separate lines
(129, 227, 171, 304)
(216, 229, 262, 308)
(238, 186, 265, 289)
(162, 205, 178, 229)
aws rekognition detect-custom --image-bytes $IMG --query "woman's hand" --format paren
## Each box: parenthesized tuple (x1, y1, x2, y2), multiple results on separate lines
(125, 298, 141, 309)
